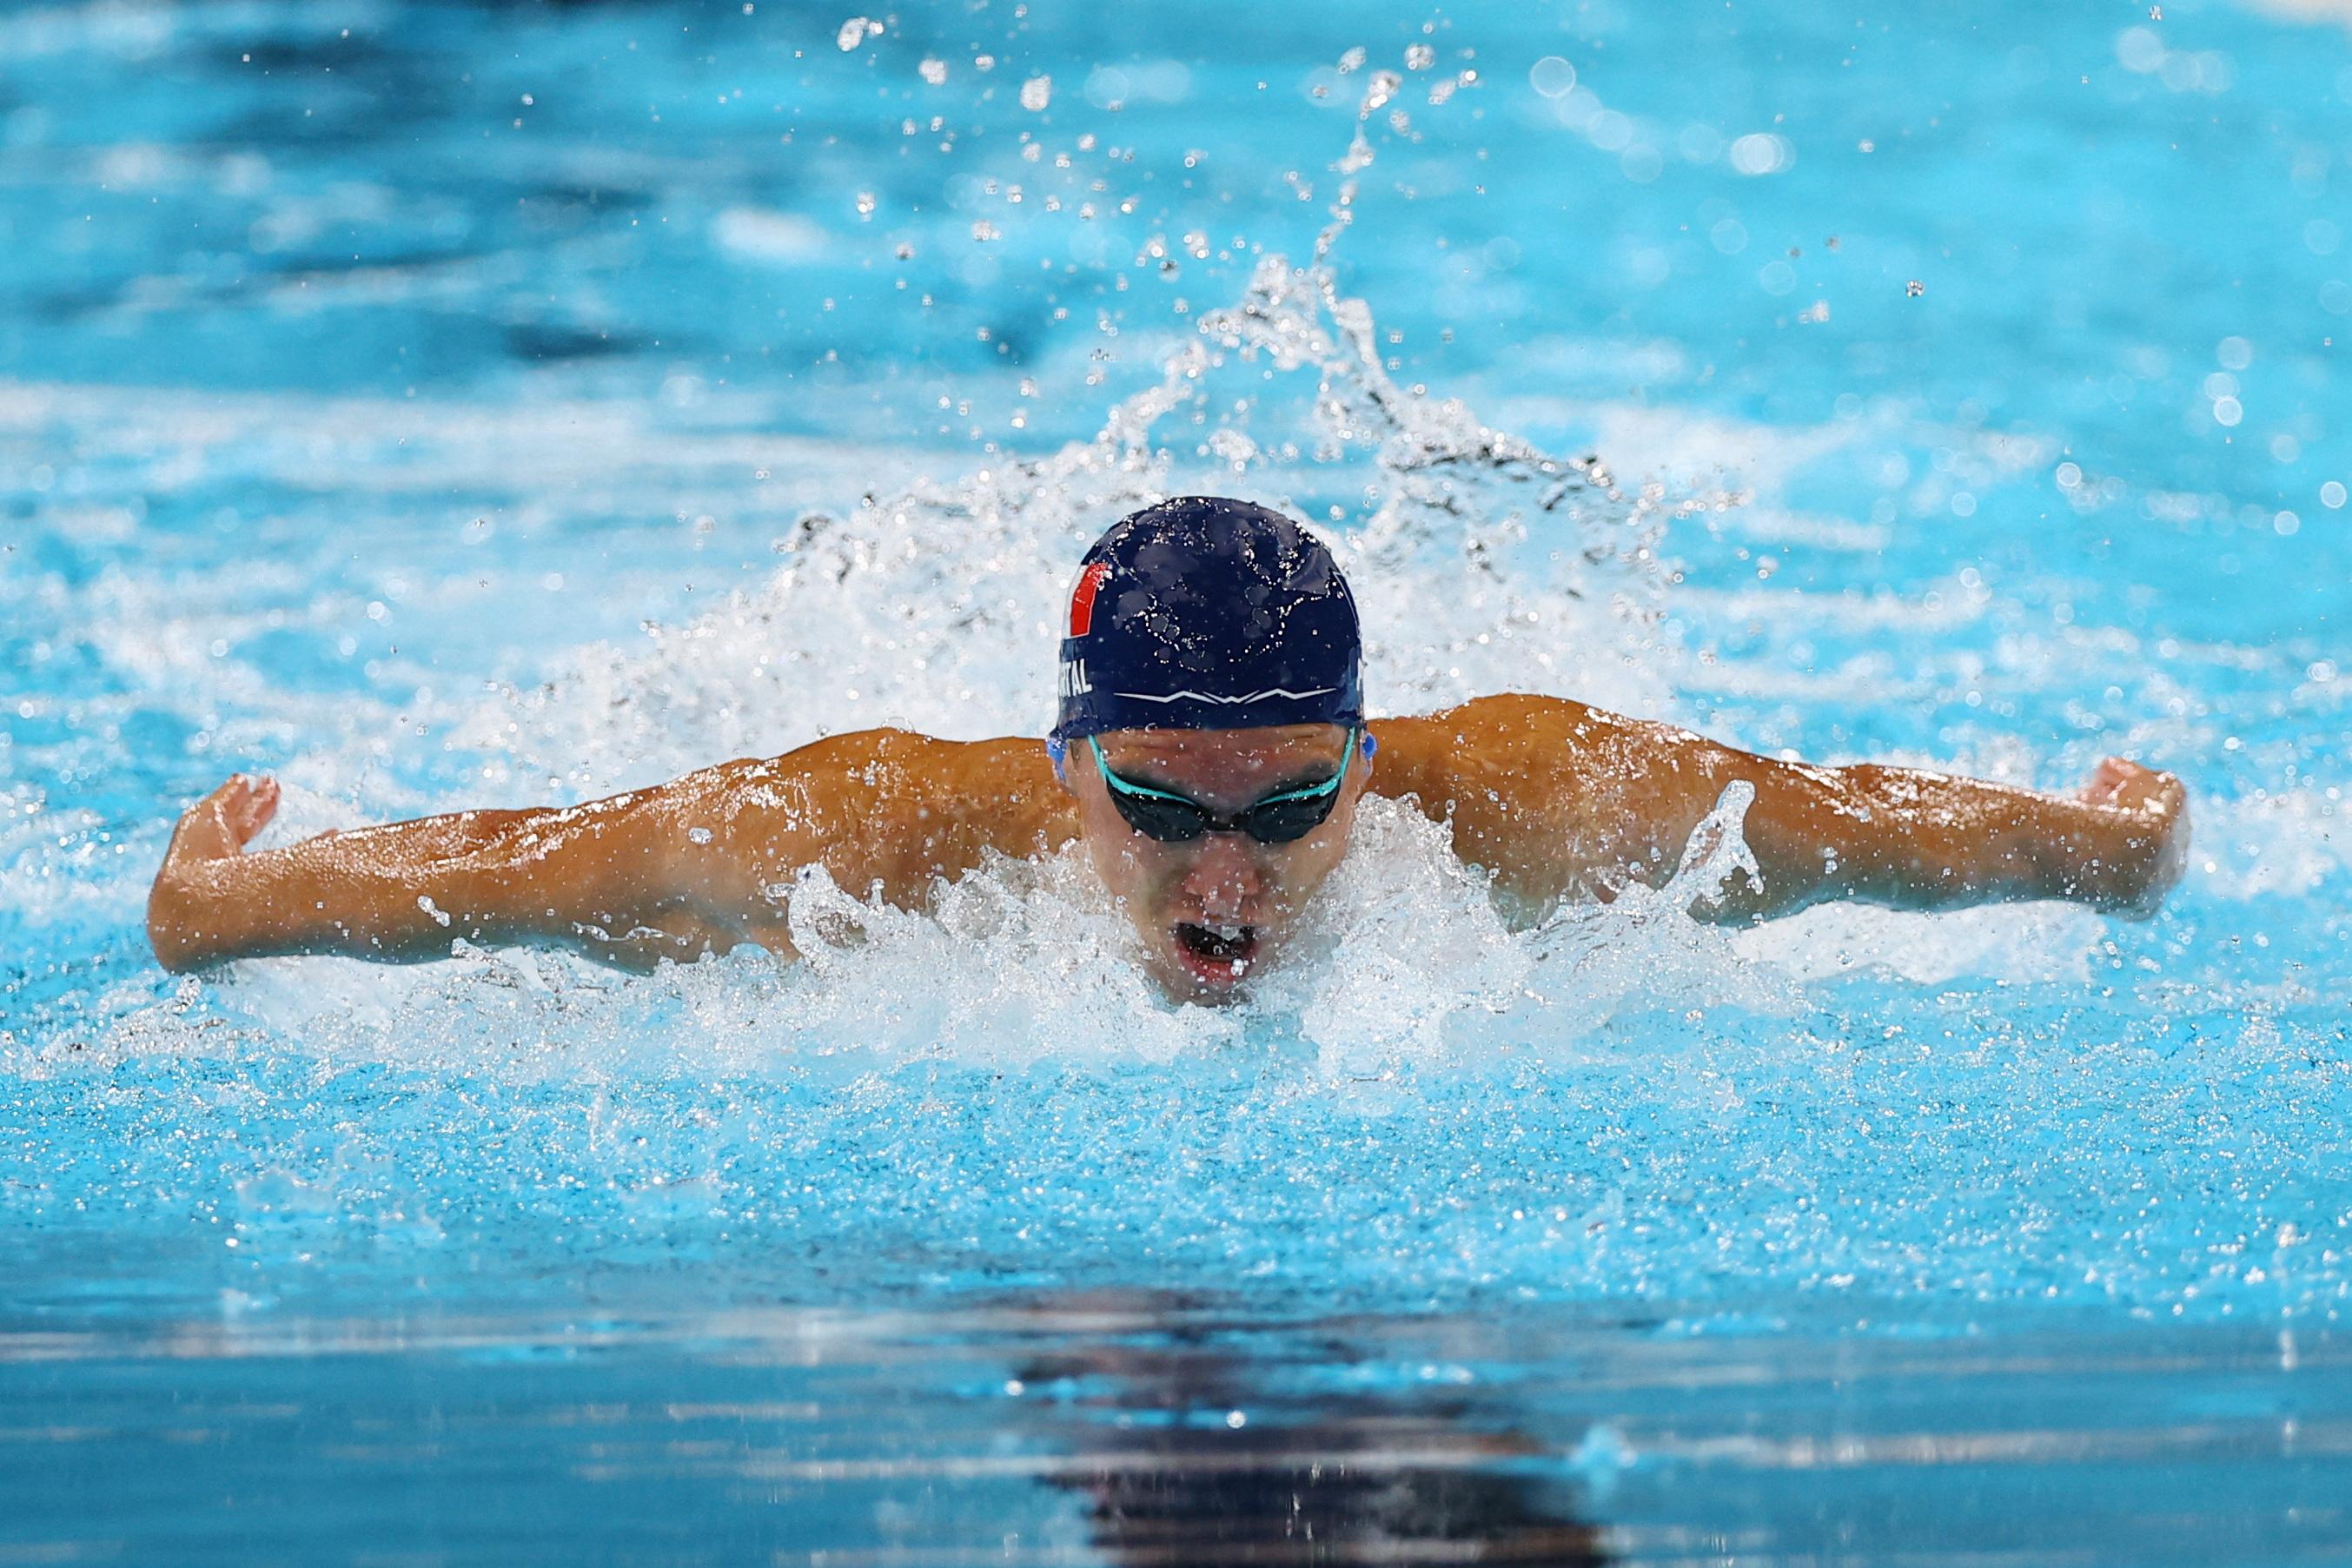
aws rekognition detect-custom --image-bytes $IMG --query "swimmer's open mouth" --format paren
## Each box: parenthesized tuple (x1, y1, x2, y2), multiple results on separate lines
(1172, 921, 1259, 978)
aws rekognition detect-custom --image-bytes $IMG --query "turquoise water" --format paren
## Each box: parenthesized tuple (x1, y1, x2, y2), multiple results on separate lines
(6, 0, 2352, 1559)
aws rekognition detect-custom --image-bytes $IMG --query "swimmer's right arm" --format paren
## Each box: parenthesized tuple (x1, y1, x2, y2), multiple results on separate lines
(146, 731, 1073, 975)
(145, 772, 752, 973)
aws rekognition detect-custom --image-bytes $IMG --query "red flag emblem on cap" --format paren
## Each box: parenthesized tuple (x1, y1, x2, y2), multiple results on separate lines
(1068, 560, 1110, 637)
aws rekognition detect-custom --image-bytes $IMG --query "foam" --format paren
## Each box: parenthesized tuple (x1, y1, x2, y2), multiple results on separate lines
(453, 252, 1681, 797)
(2193, 785, 2352, 900)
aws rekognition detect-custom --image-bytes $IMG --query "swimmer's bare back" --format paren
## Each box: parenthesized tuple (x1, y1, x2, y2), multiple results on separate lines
(147, 693, 2189, 974)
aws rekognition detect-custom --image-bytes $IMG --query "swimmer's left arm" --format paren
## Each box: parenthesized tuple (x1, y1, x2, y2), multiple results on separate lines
(1581, 713, 2194, 921)
(1646, 742, 2191, 922)
(1382, 696, 2190, 922)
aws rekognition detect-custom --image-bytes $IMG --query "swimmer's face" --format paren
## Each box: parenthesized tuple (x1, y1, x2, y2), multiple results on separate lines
(1061, 723, 1368, 1003)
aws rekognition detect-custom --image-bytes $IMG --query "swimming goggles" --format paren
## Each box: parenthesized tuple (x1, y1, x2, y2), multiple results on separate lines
(1089, 730, 1356, 845)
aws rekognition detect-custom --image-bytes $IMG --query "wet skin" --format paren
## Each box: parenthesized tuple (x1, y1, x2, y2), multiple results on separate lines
(148, 693, 2191, 995)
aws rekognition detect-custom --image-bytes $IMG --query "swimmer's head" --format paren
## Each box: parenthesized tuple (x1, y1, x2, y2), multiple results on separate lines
(1050, 496, 1363, 744)
(1050, 499, 1373, 1002)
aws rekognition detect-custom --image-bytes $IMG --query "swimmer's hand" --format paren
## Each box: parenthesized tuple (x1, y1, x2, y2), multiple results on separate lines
(164, 772, 284, 869)
(2072, 757, 2190, 919)
(148, 773, 288, 969)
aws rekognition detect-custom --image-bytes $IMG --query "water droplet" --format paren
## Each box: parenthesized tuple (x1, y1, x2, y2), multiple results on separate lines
(1405, 43, 1435, 70)
(1728, 131, 1793, 175)
(1019, 75, 1052, 111)
(834, 16, 872, 51)
(2117, 27, 2165, 74)
(918, 57, 947, 85)
(1905, 279, 1925, 297)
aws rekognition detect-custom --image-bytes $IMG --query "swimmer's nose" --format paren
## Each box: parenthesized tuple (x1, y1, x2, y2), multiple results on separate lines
(1180, 831, 1264, 920)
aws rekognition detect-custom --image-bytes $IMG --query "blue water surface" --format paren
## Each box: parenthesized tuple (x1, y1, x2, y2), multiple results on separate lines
(5, 0, 2352, 1560)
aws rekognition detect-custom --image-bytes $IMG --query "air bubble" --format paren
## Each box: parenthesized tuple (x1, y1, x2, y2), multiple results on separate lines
(1530, 56, 1576, 97)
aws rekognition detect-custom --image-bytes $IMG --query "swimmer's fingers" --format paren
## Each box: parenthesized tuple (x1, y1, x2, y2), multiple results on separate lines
(209, 772, 280, 848)
(2080, 757, 2131, 804)
(169, 774, 281, 864)
(229, 774, 281, 843)
(2080, 757, 2182, 814)
(2079, 758, 2190, 916)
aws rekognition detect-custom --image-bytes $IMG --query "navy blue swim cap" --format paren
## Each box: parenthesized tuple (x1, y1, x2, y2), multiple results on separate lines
(1052, 497, 1363, 741)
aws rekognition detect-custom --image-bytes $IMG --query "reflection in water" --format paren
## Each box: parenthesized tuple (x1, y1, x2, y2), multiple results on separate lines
(1010, 1301, 1608, 1566)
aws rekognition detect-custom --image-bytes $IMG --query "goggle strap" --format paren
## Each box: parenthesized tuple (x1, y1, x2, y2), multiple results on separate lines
(1088, 736, 1200, 804)
(1089, 731, 1352, 811)
(1253, 739, 1352, 806)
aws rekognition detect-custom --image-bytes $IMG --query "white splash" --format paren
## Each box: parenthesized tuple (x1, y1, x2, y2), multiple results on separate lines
(453, 248, 1676, 797)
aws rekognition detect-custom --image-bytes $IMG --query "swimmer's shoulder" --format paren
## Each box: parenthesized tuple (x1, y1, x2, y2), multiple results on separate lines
(1371, 692, 1646, 784)
(686, 728, 1075, 877)
(1368, 694, 1673, 907)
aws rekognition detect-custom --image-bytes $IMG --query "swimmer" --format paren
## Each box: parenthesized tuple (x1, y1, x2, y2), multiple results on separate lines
(148, 497, 2190, 1001)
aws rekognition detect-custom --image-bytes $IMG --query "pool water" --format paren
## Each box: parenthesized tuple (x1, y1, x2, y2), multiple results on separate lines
(6, 0, 2352, 1560)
